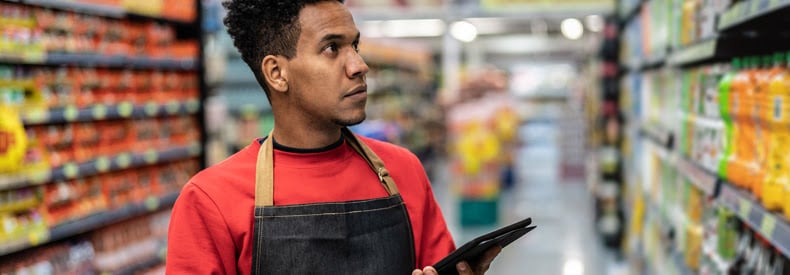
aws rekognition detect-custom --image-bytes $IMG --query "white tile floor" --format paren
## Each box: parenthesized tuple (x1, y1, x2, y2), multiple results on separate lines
(429, 120, 629, 275)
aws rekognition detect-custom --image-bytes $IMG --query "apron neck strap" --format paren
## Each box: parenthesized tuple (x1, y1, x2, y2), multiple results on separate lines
(254, 128, 400, 207)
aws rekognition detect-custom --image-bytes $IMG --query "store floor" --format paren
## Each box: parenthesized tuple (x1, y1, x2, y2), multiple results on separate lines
(429, 122, 628, 275)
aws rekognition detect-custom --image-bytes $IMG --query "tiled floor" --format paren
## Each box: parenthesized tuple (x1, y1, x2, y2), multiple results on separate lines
(430, 119, 627, 275)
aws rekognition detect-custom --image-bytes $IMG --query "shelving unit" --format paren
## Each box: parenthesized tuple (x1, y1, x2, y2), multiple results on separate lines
(0, 0, 204, 273)
(617, 0, 790, 273)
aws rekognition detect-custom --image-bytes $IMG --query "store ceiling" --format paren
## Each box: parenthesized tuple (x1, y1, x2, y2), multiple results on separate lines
(350, 1, 612, 56)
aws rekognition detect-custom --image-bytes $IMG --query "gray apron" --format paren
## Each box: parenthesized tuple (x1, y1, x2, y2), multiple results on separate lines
(251, 128, 416, 274)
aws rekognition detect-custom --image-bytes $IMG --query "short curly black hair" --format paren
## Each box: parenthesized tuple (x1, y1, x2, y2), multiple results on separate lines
(223, 0, 345, 94)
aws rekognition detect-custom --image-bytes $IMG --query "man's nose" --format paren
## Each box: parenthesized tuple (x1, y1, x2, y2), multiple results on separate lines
(346, 51, 369, 79)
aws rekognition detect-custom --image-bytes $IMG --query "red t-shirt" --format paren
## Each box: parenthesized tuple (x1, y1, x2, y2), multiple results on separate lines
(166, 136, 456, 274)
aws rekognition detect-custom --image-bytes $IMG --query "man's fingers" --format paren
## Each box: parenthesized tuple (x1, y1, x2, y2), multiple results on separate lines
(413, 269, 422, 275)
(475, 245, 503, 274)
(457, 261, 473, 275)
(422, 266, 438, 275)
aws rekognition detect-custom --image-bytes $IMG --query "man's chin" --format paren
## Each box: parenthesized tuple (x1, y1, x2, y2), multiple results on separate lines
(334, 115, 366, 127)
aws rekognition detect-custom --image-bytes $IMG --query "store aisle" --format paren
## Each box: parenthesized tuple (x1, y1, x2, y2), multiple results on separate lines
(431, 118, 625, 275)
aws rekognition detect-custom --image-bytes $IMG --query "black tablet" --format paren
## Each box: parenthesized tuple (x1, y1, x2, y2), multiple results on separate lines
(434, 218, 536, 275)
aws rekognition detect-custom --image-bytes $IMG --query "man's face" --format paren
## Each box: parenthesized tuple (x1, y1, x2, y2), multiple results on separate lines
(285, 1, 369, 127)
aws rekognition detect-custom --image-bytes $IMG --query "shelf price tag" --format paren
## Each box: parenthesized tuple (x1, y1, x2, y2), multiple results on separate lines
(63, 163, 79, 179)
(27, 229, 49, 246)
(166, 101, 180, 114)
(144, 102, 159, 117)
(24, 110, 49, 124)
(117, 102, 133, 118)
(63, 106, 78, 122)
(739, 198, 752, 219)
(144, 149, 158, 164)
(760, 215, 777, 238)
(95, 157, 110, 172)
(116, 153, 132, 169)
(28, 170, 51, 184)
(92, 104, 108, 120)
(188, 143, 201, 155)
(186, 99, 199, 113)
(145, 196, 160, 211)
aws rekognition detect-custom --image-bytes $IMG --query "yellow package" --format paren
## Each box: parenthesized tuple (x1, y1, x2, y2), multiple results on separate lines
(0, 106, 27, 173)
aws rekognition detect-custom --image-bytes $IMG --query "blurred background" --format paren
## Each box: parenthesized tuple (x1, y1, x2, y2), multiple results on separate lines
(0, 0, 789, 274)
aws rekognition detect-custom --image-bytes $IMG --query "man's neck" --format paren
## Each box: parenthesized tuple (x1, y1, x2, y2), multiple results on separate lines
(270, 123, 344, 150)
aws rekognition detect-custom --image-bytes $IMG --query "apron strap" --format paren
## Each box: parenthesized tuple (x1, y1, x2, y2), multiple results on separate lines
(254, 128, 400, 207)
(254, 130, 275, 207)
(340, 128, 400, 196)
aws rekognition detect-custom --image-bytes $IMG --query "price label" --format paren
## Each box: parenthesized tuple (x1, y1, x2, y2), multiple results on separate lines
(760, 215, 777, 237)
(188, 143, 201, 155)
(145, 102, 159, 117)
(63, 163, 79, 179)
(24, 110, 49, 124)
(116, 153, 132, 169)
(166, 101, 180, 114)
(95, 157, 110, 172)
(92, 104, 108, 120)
(117, 102, 133, 117)
(186, 99, 199, 113)
(63, 106, 78, 122)
(739, 198, 752, 219)
(145, 196, 160, 211)
(759, 0, 771, 9)
(144, 149, 158, 164)
(28, 230, 49, 246)
(28, 171, 50, 184)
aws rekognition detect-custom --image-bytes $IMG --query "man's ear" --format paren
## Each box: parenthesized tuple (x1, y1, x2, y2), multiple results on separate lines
(261, 55, 288, 93)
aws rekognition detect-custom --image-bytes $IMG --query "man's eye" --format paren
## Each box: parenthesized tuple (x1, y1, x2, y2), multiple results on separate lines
(324, 43, 338, 53)
(352, 42, 360, 53)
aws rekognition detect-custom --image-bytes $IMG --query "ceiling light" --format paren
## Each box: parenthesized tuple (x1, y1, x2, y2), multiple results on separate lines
(560, 18, 584, 40)
(450, 21, 478, 42)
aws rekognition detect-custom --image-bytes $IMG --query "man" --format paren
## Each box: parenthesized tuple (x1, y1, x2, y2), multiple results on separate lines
(166, 0, 500, 274)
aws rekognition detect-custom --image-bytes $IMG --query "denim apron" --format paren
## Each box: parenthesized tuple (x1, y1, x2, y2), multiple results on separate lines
(251, 128, 416, 274)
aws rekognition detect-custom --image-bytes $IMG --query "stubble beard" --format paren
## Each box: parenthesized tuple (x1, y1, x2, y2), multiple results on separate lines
(333, 113, 366, 126)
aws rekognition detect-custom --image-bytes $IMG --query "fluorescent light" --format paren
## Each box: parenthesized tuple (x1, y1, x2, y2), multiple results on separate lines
(450, 21, 478, 42)
(560, 18, 584, 40)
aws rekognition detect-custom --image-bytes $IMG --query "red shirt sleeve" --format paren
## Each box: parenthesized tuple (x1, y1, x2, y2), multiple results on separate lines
(166, 182, 239, 275)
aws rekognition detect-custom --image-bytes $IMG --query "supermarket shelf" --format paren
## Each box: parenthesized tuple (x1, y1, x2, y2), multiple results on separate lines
(639, 122, 673, 150)
(624, 52, 667, 72)
(718, 183, 790, 258)
(22, 0, 124, 18)
(675, 157, 719, 196)
(0, 53, 196, 70)
(20, 0, 195, 25)
(113, 254, 164, 275)
(667, 36, 790, 67)
(718, 0, 790, 32)
(0, 192, 178, 257)
(45, 53, 196, 70)
(22, 100, 201, 126)
(0, 143, 201, 191)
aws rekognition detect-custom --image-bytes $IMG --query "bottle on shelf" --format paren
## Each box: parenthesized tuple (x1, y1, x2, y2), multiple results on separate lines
(742, 56, 764, 198)
(727, 57, 752, 188)
(761, 52, 788, 211)
(718, 58, 739, 180)
(782, 51, 790, 221)
(750, 55, 776, 201)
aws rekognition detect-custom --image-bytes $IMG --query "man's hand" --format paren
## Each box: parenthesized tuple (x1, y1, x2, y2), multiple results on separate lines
(412, 246, 502, 275)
